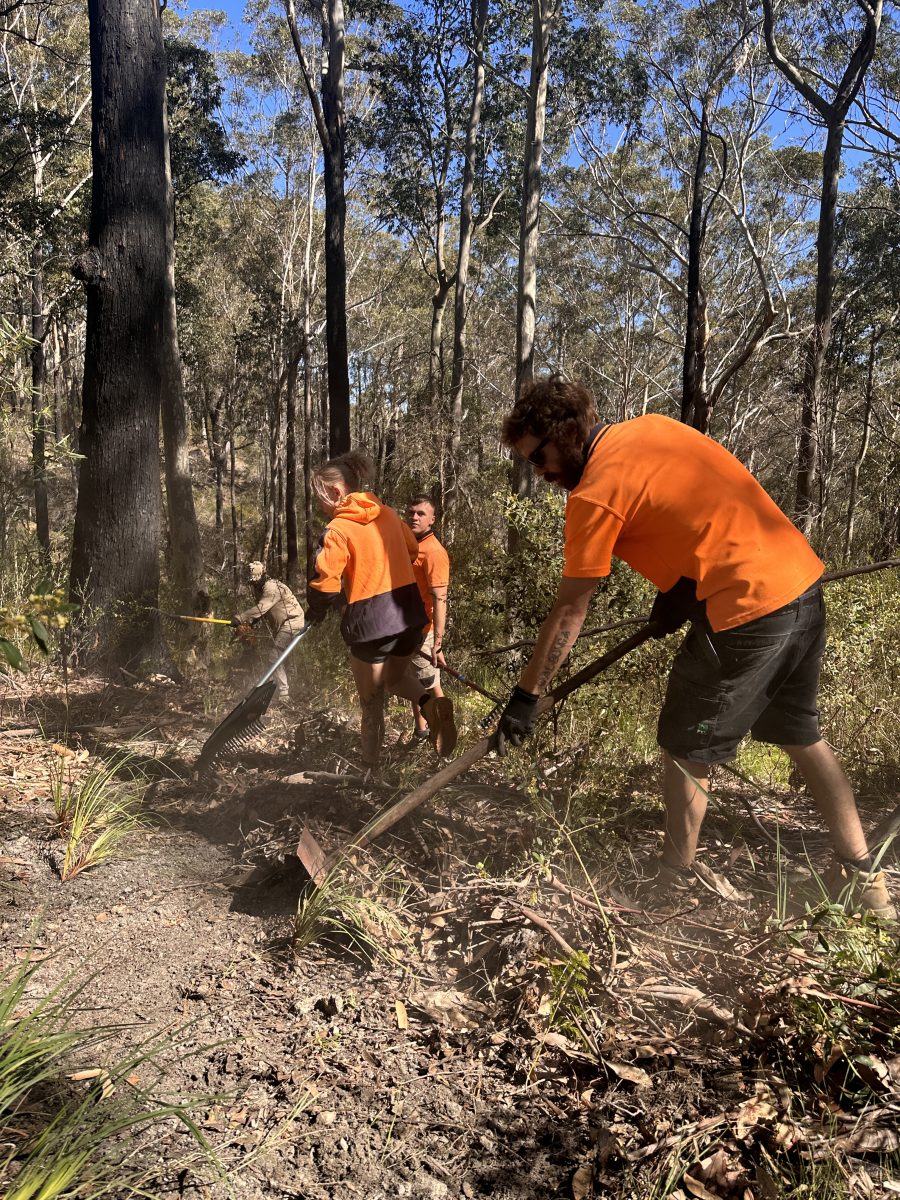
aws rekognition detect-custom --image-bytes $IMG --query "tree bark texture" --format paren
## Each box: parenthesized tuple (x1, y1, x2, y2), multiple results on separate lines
(285, 346, 300, 589)
(69, 0, 169, 671)
(287, 0, 350, 456)
(160, 74, 208, 620)
(681, 99, 710, 433)
(509, 0, 558, 556)
(30, 238, 50, 562)
(445, 0, 488, 531)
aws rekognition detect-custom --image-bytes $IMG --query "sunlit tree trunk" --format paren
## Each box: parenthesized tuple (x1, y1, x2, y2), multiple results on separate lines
(509, 0, 559, 555)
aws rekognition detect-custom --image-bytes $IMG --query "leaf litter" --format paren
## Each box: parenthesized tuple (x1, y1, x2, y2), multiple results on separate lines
(1, 667, 899, 1198)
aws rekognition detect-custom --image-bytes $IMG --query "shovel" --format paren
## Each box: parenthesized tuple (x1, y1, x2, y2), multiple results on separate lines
(296, 622, 656, 883)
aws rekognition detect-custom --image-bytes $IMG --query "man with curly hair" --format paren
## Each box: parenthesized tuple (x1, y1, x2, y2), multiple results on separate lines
(495, 375, 894, 919)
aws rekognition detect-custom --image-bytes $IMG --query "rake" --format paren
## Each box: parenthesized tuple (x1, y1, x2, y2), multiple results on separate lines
(195, 624, 313, 776)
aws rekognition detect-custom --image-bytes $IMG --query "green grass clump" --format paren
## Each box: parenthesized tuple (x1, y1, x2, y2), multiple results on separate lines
(48, 749, 147, 882)
(1, 951, 220, 1198)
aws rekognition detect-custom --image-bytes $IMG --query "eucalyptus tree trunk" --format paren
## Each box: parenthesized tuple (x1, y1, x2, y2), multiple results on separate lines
(681, 98, 711, 432)
(160, 73, 208, 619)
(285, 347, 300, 589)
(762, 0, 882, 535)
(445, 0, 488, 532)
(509, 0, 559, 555)
(29, 237, 50, 563)
(70, 0, 171, 673)
(286, 0, 351, 455)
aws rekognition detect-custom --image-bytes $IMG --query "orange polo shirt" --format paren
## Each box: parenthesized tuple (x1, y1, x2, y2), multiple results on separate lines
(413, 531, 450, 635)
(563, 415, 824, 631)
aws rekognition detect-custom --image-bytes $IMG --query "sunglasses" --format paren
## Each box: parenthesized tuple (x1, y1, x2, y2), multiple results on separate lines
(519, 434, 550, 469)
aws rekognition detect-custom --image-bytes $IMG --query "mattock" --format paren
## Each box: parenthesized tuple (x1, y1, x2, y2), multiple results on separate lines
(295, 623, 656, 885)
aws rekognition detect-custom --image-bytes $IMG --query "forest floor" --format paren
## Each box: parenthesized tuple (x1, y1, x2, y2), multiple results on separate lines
(2, 663, 900, 1199)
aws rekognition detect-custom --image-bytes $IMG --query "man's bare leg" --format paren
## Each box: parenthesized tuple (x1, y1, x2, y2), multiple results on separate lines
(661, 751, 709, 868)
(781, 740, 869, 863)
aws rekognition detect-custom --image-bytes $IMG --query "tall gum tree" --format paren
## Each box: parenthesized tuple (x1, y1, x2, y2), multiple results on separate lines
(69, 0, 171, 671)
(761, 0, 883, 535)
(286, 0, 350, 455)
(508, 0, 560, 558)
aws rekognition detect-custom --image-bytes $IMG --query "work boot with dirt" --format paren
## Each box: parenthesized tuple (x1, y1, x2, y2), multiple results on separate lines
(822, 860, 897, 920)
(419, 695, 457, 757)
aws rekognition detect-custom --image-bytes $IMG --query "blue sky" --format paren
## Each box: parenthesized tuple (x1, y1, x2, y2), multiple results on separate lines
(176, 0, 251, 48)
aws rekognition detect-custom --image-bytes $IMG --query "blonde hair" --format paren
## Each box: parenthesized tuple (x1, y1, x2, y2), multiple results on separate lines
(311, 449, 374, 505)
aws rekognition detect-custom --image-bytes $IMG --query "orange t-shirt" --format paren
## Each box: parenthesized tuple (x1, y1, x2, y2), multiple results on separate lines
(563, 415, 824, 631)
(413, 531, 450, 634)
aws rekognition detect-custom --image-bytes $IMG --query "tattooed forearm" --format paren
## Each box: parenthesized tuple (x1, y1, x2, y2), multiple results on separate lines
(537, 627, 572, 691)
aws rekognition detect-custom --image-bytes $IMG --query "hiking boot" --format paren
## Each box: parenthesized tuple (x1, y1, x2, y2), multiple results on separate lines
(420, 695, 457, 757)
(822, 860, 897, 920)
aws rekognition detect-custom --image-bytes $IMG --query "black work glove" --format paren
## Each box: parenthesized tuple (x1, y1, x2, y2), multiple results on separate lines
(649, 576, 698, 637)
(303, 605, 327, 627)
(494, 686, 540, 757)
(230, 615, 242, 628)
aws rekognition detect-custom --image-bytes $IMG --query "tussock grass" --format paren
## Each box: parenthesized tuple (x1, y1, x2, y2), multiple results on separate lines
(1, 950, 221, 1198)
(48, 748, 147, 881)
(292, 865, 411, 964)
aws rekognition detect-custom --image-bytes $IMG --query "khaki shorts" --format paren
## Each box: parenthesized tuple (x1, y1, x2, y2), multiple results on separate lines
(403, 630, 439, 691)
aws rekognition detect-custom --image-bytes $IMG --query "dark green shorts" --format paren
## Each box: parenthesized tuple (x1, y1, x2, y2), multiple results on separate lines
(657, 581, 825, 764)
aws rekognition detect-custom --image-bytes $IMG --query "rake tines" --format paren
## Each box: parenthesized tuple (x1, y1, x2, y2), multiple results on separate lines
(194, 626, 313, 778)
(195, 681, 276, 777)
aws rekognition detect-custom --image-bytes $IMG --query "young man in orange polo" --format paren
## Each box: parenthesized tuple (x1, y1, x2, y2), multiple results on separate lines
(495, 375, 894, 918)
(403, 495, 457, 754)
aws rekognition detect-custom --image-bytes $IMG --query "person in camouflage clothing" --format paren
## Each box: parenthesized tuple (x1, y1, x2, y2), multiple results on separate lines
(232, 561, 305, 704)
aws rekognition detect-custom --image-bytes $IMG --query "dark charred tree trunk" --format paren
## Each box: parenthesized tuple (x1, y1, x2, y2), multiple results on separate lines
(69, 0, 171, 673)
(303, 350, 316, 587)
(795, 120, 843, 531)
(286, 0, 350, 456)
(681, 98, 711, 432)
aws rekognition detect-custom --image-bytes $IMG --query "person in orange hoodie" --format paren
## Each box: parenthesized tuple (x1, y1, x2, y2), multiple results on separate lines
(494, 375, 894, 919)
(306, 450, 455, 767)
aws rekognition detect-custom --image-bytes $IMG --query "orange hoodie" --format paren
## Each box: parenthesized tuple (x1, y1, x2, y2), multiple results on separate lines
(308, 492, 427, 645)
